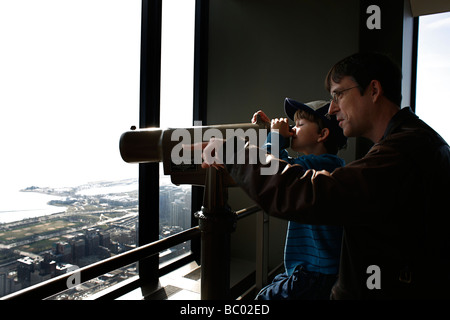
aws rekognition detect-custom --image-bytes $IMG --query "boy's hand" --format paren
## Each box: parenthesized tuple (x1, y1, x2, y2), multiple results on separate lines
(271, 118, 293, 138)
(251, 110, 270, 125)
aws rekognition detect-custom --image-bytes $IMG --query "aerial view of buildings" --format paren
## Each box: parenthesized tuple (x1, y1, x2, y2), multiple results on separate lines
(0, 179, 191, 299)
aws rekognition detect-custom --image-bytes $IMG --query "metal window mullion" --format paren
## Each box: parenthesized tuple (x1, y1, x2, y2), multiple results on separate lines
(138, 0, 162, 295)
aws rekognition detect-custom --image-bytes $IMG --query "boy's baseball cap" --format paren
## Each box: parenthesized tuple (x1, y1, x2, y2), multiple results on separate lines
(284, 98, 347, 149)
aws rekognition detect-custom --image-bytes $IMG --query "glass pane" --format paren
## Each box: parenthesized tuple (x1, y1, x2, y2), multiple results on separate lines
(159, 0, 195, 264)
(416, 11, 450, 142)
(0, 0, 141, 298)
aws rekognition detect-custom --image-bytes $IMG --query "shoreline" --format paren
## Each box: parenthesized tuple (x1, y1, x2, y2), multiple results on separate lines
(1, 178, 138, 225)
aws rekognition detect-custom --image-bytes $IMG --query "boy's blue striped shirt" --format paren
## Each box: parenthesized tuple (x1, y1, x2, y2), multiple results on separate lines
(264, 132, 345, 276)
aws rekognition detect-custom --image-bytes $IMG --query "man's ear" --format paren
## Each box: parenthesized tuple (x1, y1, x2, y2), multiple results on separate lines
(317, 127, 330, 143)
(370, 79, 383, 102)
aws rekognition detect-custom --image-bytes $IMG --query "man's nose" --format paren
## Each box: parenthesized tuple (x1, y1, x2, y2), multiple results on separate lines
(328, 100, 339, 115)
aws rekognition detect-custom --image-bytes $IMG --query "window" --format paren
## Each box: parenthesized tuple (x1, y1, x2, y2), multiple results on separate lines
(158, 0, 196, 265)
(0, 1, 141, 299)
(416, 11, 450, 142)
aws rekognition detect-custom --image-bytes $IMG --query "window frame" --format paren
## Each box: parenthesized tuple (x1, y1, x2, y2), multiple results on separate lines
(137, 0, 208, 290)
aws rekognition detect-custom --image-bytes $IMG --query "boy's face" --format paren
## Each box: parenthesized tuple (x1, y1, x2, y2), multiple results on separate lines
(290, 118, 322, 154)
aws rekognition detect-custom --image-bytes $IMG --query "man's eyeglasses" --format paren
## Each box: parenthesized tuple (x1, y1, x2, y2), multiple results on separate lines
(330, 86, 360, 105)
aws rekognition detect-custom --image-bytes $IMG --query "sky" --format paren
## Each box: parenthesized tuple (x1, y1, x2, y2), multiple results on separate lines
(160, 0, 195, 129)
(416, 11, 450, 142)
(0, 1, 142, 190)
(0, 2, 448, 193)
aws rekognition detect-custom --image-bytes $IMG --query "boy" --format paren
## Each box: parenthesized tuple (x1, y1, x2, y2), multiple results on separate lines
(252, 98, 347, 300)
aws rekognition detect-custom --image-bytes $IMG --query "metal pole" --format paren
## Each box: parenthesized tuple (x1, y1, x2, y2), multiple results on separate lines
(195, 168, 237, 300)
(255, 210, 269, 292)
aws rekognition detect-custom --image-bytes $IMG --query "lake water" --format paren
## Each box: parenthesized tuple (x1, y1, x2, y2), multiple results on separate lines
(0, 189, 66, 224)
(0, 176, 172, 224)
(0, 180, 142, 224)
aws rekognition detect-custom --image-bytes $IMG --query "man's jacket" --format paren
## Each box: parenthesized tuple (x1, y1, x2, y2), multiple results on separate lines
(226, 107, 450, 299)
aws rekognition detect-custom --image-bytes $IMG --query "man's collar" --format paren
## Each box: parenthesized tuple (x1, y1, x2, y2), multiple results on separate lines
(381, 107, 417, 140)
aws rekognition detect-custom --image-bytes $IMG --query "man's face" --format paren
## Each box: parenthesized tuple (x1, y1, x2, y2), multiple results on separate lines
(328, 76, 372, 138)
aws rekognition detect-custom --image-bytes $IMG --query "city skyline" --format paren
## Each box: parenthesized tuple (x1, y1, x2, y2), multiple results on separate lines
(0, 178, 192, 299)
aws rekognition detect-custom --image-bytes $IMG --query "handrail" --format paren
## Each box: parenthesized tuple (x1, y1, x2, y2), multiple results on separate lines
(1, 204, 261, 300)
(236, 205, 261, 220)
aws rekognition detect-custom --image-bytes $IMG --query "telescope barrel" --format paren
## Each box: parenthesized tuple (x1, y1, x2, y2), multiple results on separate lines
(119, 122, 268, 186)
(119, 128, 163, 163)
(119, 122, 264, 164)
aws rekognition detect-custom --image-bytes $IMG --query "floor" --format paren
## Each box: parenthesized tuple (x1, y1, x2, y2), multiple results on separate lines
(116, 261, 201, 300)
(115, 258, 257, 300)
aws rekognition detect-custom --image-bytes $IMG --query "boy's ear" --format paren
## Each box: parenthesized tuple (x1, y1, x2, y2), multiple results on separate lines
(317, 127, 330, 143)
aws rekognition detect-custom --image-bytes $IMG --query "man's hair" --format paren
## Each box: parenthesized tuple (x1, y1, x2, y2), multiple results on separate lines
(325, 52, 402, 106)
(294, 110, 340, 155)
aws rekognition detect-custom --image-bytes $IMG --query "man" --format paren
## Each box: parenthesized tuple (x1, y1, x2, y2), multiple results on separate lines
(202, 52, 450, 299)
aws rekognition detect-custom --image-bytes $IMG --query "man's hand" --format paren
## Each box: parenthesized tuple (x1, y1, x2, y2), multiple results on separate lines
(201, 137, 226, 169)
(186, 139, 226, 170)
